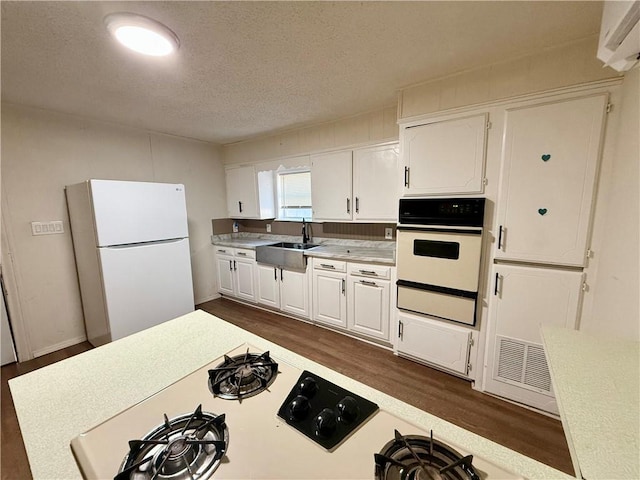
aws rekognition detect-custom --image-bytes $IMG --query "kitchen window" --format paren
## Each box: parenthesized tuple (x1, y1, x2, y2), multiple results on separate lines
(276, 168, 312, 221)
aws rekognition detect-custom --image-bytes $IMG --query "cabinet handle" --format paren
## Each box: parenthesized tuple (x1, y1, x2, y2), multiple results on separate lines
(404, 166, 410, 187)
(398, 320, 403, 339)
(494, 272, 500, 296)
(238, 201, 243, 213)
(218, 249, 227, 254)
(341, 278, 345, 294)
(359, 270, 377, 276)
(498, 225, 504, 250)
(229, 260, 233, 271)
(320, 264, 335, 269)
(280, 268, 283, 281)
(360, 280, 377, 286)
(346, 198, 351, 214)
(274, 267, 277, 280)
(237, 252, 247, 256)
(233, 260, 237, 271)
(355, 197, 359, 214)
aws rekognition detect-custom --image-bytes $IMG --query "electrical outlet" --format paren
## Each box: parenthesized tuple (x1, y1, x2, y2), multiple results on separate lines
(266, 224, 272, 233)
(384, 228, 393, 240)
(232, 222, 239, 233)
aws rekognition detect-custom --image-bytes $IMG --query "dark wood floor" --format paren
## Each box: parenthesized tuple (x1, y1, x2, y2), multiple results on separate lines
(1, 298, 573, 478)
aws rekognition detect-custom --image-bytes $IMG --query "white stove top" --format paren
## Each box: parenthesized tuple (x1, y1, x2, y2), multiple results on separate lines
(71, 344, 522, 480)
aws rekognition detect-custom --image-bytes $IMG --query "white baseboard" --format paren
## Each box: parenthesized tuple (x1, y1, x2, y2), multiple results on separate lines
(32, 334, 88, 358)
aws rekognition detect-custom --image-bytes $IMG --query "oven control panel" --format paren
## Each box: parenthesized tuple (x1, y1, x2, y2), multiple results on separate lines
(399, 198, 485, 227)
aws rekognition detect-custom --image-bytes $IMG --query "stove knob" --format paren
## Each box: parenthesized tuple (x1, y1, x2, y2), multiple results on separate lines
(298, 376, 319, 398)
(314, 408, 337, 438)
(336, 395, 359, 423)
(287, 395, 310, 422)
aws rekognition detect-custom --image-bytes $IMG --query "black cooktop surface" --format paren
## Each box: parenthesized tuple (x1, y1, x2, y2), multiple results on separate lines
(277, 370, 379, 450)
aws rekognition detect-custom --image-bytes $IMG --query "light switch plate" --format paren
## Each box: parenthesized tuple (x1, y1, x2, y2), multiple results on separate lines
(31, 221, 64, 236)
(384, 228, 393, 240)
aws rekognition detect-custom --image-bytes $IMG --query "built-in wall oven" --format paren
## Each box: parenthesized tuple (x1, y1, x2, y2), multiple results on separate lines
(396, 198, 485, 326)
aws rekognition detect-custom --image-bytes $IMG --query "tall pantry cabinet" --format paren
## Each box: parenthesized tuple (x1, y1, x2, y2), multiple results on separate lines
(484, 93, 608, 414)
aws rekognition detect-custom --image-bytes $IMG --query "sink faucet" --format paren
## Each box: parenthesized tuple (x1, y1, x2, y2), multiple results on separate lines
(301, 218, 309, 244)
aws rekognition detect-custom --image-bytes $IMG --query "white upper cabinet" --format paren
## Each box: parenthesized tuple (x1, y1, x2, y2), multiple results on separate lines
(401, 113, 488, 196)
(311, 150, 353, 221)
(225, 165, 275, 219)
(495, 94, 607, 266)
(353, 144, 399, 222)
(311, 143, 399, 222)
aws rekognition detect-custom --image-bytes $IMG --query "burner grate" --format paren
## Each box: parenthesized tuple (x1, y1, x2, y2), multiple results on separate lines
(375, 430, 480, 480)
(208, 349, 278, 401)
(115, 404, 228, 480)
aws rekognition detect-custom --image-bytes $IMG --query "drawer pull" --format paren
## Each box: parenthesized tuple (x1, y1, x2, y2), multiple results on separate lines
(218, 249, 227, 254)
(359, 270, 378, 276)
(360, 280, 377, 286)
(320, 264, 336, 269)
(237, 252, 247, 256)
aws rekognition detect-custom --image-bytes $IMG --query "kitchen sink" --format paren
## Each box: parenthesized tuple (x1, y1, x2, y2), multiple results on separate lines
(255, 242, 319, 270)
(267, 242, 318, 250)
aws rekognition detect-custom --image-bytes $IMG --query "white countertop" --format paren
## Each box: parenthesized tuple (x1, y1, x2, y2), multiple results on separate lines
(10, 310, 570, 479)
(541, 326, 640, 480)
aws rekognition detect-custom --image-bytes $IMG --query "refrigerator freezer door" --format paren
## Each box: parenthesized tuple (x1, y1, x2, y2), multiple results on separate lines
(99, 238, 194, 341)
(90, 180, 189, 246)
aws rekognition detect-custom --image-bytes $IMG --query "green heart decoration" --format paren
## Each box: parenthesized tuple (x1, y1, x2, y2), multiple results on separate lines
(538, 208, 548, 216)
(541, 154, 551, 161)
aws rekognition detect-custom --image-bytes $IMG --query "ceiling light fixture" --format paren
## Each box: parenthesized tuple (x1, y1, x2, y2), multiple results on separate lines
(104, 12, 179, 57)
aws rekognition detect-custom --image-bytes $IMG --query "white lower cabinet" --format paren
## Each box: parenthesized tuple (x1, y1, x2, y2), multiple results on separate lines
(483, 263, 584, 414)
(312, 259, 392, 343)
(347, 264, 391, 341)
(256, 264, 310, 319)
(312, 260, 347, 329)
(396, 312, 473, 375)
(214, 247, 257, 302)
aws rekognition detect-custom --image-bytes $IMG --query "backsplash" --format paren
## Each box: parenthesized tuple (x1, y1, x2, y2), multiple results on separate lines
(211, 218, 396, 241)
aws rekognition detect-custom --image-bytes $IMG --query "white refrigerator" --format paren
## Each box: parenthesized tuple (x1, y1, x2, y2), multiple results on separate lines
(66, 180, 195, 347)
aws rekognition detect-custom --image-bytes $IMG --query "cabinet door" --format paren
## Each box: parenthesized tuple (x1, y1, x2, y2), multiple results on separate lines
(402, 113, 487, 195)
(484, 264, 584, 414)
(353, 144, 399, 221)
(215, 255, 234, 296)
(256, 264, 280, 309)
(280, 268, 310, 319)
(347, 277, 390, 341)
(397, 312, 472, 375)
(234, 257, 256, 302)
(495, 94, 607, 266)
(225, 166, 259, 218)
(311, 150, 353, 221)
(312, 269, 347, 328)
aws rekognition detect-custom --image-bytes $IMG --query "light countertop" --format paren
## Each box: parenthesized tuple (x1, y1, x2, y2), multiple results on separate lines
(10, 310, 569, 479)
(212, 233, 395, 265)
(541, 326, 640, 480)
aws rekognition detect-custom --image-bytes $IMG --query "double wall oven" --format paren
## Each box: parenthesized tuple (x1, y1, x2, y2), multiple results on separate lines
(397, 198, 486, 326)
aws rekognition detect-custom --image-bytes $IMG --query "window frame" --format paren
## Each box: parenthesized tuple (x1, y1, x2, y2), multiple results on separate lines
(275, 167, 312, 222)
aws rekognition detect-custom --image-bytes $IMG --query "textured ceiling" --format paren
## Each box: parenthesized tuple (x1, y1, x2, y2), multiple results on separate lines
(1, 1, 602, 144)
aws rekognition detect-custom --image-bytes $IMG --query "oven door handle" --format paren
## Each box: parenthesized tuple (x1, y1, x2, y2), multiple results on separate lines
(396, 226, 482, 235)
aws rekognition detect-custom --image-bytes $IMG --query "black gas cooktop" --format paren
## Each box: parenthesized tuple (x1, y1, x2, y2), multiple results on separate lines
(277, 370, 379, 450)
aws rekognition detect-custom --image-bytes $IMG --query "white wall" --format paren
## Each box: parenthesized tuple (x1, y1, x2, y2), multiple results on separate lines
(223, 106, 398, 165)
(581, 67, 640, 341)
(1, 104, 226, 359)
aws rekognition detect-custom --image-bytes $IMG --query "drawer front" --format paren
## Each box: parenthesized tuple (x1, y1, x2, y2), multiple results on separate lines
(234, 248, 256, 260)
(313, 258, 347, 272)
(348, 263, 391, 280)
(214, 246, 234, 256)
